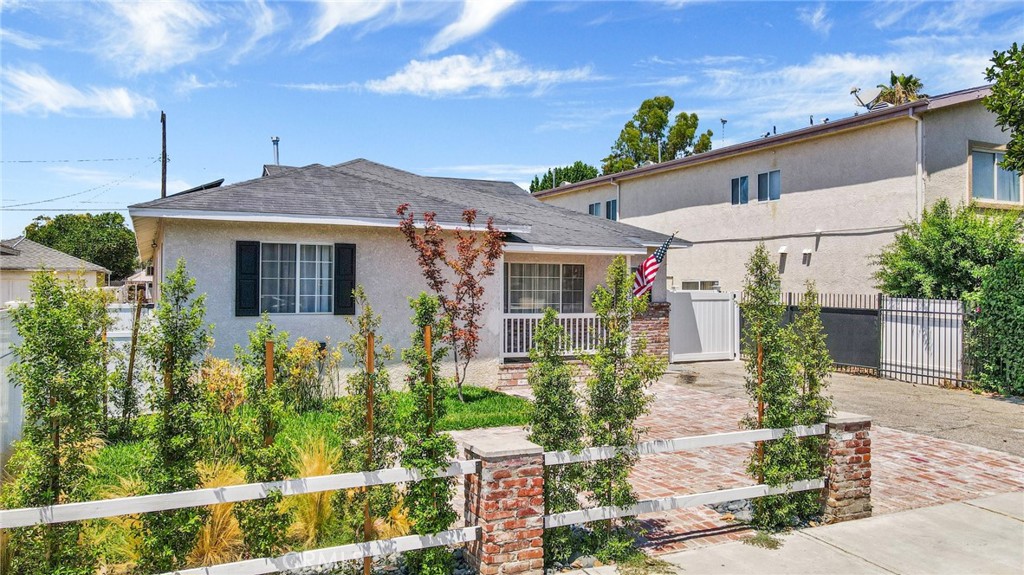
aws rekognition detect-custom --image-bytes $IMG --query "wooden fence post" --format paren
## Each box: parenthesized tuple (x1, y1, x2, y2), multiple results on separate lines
(425, 325, 434, 434)
(364, 332, 375, 575)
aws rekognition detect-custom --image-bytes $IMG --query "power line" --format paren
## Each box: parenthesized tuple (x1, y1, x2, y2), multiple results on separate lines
(2, 208, 130, 212)
(2, 158, 159, 208)
(1, 156, 158, 164)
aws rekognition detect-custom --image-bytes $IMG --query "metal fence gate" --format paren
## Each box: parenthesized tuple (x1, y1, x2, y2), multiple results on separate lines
(879, 296, 968, 386)
(668, 290, 740, 362)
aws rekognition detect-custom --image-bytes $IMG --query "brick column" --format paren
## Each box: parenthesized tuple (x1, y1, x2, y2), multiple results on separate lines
(464, 435, 545, 575)
(824, 413, 872, 523)
(632, 300, 670, 360)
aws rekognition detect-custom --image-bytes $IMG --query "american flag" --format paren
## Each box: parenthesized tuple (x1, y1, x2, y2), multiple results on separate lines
(633, 234, 675, 298)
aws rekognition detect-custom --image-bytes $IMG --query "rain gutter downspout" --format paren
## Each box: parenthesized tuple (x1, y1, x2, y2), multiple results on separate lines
(909, 107, 923, 222)
(611, 177, 621, 220)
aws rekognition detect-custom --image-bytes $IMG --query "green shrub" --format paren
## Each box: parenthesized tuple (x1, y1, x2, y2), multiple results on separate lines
(970, 254, 1024, 395)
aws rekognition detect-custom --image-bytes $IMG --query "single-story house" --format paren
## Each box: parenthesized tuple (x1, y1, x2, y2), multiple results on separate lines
(128, 159, 686, 383)
(0, 237, 110, 307)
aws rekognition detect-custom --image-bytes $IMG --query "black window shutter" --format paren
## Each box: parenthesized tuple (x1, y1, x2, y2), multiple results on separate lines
(236, 241, 260, 316)
(334, 243, 356, 315)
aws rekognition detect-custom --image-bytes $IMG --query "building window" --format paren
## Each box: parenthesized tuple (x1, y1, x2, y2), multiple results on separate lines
(588, 202, 601, 216)
(677, 280, 720, 291)
(971, 149, 1021, 204)
(261, 243, 333, 313)
(505, 263, 585, 313)
(605, 199, 618, 220)
(731, 176, 749, 205)
(757, 170, 781, 201)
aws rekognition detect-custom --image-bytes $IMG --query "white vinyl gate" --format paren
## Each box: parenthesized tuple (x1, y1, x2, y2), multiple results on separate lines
(667, 290, 740, 362)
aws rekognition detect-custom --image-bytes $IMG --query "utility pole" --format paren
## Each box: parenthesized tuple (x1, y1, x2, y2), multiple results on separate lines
(160, 111, 167, 198)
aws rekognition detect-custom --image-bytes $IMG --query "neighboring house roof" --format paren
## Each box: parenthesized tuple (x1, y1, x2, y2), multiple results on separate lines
(129, 159, 685, 261)
(535, 85, 993, 199)
(0, 237, 110, 274)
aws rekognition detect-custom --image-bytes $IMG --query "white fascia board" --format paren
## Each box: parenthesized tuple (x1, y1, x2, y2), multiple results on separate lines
(503, 244, 648, 255)
(127, 208, 531, 234)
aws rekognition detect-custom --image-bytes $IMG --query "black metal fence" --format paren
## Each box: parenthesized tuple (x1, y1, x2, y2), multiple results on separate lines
(740, 292, 970, 387)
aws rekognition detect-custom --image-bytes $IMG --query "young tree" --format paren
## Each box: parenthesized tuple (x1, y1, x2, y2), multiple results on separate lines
(397, 205, 505, 400)
(335, 287, 402, 553)
(602, 96, 712, 175)
(873, 199, 1023, 299)
(233, 314, 291, 558)
(530, 161, 599, 192)
(527, 308, 585, 564)
(24, 212, 139, 280)
(985, 42, 1023, 173)
(401, 293, 458, 575)
(138, 259, 211, 571)
(582, 256, 665, 559)
(6, 273, 108, 574)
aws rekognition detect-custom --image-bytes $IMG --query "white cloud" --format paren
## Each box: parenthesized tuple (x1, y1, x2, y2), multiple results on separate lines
(870, 0, 924, 29)
(2, 66, 156, 118)
(231, 0, 283, 63)
(301, 0, 394, 47)
(535, 103, 636, 132)
(425, 0, 518, 54)
(364, 48, 594, 97)
(98, 1, 221, 74)
(798, 3, 832, 36)
(278, 82, 361, 92)
(0, 28, 53, 50)
(175, 74, 234, 96)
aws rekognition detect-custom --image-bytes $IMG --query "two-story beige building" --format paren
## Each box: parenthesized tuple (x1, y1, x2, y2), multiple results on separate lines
(536, 86, 1021, 293)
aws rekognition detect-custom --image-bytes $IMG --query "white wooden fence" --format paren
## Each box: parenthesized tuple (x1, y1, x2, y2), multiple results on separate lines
(543, 423, 827, 529)
(667, 290, 740, 362)
(501, 313, 605, 359)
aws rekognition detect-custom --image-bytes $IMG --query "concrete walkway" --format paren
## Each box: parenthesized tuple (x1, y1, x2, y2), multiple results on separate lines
(570, 491, 1024, 575)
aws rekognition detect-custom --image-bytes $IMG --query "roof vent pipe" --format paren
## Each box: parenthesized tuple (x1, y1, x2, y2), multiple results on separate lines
(271, 136, 280, 165)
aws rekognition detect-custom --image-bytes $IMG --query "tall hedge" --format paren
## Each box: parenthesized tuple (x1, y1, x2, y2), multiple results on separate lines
(971, 254, 1024, 395)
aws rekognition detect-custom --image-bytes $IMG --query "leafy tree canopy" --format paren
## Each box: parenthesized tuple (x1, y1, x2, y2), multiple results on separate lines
(530, 161, 599, 193)
(984, 42, 1024, 173)
(873, 199, 1023, 299)
(24, 212, 139, 281)
(876, 71, 927, 105)
(602, 96, 712, 175)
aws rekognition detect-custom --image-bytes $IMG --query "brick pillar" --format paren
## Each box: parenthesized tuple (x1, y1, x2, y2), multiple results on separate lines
(824, 413, 872, 523)
(632, 301, 670, 360)
(464, 435, 545, 575)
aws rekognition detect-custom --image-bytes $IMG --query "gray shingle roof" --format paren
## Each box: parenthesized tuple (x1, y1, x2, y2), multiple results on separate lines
(0, 237, 109, 273)
(130, 159, 683, 250)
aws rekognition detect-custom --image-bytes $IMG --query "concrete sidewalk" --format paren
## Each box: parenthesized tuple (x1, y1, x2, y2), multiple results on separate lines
(569, 491, 1024, 575)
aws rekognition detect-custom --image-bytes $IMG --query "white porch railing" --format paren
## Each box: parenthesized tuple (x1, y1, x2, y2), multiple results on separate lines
(501, 313, 605, 359)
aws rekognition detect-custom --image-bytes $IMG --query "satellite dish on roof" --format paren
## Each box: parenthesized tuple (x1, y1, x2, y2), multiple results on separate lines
(851, 86, 883, 108)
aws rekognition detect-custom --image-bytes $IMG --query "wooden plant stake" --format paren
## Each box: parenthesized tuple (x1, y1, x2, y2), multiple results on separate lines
(363, 332, 375, 575)
(102, 328, 109, 427)
(124, 296, 143, 427)
(425, 325, 434, 434)
(163, 342, 173, 427)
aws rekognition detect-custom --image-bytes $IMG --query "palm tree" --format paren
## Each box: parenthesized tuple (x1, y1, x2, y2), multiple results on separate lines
(877, 71, 927, 105)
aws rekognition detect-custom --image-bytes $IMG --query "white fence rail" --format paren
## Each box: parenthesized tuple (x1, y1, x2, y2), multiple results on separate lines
(501, 313, 605, 359)
(544, 422, 828, 528)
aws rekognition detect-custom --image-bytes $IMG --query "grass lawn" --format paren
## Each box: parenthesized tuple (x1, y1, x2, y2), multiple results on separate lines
(86, 385, 530, 493)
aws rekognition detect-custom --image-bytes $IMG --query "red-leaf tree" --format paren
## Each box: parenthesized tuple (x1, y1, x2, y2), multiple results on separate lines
(397, 204, 505, 400)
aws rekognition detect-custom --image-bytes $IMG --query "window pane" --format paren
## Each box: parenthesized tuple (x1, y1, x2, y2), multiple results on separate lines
(508, 263, 561, 313)
(995, 154, 1020, 202)
(261, 243, 296, 313)
(769, 170, 781, 200)
(758, 172, 769, 201)
(731, 178, 739, 205)
(561, 264, 585, 313)
(972, 151, 995, 200)
(740, 176, 748, 204)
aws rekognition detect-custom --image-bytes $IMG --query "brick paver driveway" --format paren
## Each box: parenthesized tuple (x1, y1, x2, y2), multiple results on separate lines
(462, 372, 1024, 556)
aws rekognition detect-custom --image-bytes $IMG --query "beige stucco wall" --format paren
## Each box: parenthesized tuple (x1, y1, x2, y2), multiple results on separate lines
(541, 102, 1013, 294)
(1, 269, 102, 307)
(923, 100, 1017, 208)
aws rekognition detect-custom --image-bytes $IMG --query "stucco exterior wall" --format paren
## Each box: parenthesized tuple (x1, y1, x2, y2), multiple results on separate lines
(160, 219, 505, 384)
(923, 100, 1016, 208)
(1, 270, 102, 307)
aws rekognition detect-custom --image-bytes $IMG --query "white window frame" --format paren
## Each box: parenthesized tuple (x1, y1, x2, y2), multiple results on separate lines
(605, 199, 618, 221)
(676, 279, 720, 291)
(731, 176, 749, 205)
(504, 262, 586, 314)
(968, 142, 1022, 207)
(588, 202, 602, 217)
(260, 242, 334, 315)
(756, 170, 781, 202)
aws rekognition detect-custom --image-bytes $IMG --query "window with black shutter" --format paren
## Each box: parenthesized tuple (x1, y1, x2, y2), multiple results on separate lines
(334, 243, 356, 315)
(235, 241, 260, 316)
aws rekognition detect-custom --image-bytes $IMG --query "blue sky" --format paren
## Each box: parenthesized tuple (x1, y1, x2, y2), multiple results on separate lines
(2, 1, 1021, 237)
